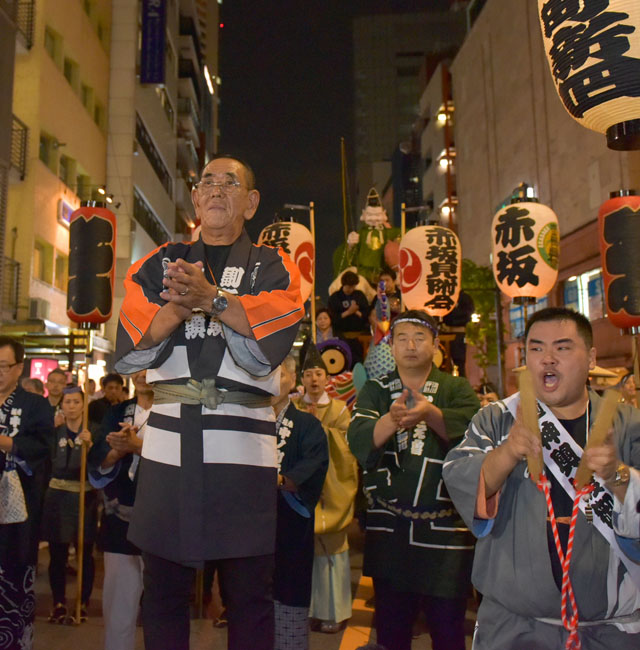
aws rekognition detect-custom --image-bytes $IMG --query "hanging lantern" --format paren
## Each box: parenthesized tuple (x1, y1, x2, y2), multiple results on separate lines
(537, 1, 640, 150)
(67, 202, 117, 325)
(598, 190, 640, 330)
(258, 221, 314, 302)
(399, 225, 461, 317)
(491, 199, 559, 301)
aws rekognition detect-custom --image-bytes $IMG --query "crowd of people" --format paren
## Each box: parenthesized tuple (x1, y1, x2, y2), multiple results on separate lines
(1, 154, 639, 650)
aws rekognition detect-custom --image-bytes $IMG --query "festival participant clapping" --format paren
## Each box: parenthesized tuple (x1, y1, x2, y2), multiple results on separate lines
(41, 387, 97, 624)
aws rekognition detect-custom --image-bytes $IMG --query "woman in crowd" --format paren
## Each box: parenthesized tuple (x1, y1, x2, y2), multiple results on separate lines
(41, 387, 98, 624)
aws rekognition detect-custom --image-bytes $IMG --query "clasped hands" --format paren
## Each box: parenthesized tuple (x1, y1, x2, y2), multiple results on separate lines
(505, 406, 620, 483)
(390, 389, 432, 430)
(160, 259, 217, 315)
(106, 422, 143, 457)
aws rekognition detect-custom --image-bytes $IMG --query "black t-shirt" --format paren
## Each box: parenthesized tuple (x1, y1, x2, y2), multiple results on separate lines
(547, 407, 589, 589)
(203, 243, 232, 285)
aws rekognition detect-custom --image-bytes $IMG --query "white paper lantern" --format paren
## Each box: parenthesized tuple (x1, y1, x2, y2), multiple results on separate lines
(399, 225, 461, 317)
(538, 0, 640, 150)
(491, 201, 559, 300)
(258, 221, 314, 302)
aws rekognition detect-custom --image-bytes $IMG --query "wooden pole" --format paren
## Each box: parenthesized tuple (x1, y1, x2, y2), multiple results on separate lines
(518, 368, 543, 482)
(74, 334, 92, 623)
(310, 201, 317, 344)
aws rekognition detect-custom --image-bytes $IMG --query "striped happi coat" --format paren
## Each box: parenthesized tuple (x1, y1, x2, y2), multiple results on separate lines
(114, 230, 303, 565)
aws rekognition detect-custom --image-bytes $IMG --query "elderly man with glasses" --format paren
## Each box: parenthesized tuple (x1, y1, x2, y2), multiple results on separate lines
(114, 155, 304, 650)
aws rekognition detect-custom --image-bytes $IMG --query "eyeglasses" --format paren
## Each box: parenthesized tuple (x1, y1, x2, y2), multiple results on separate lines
(0, 362, 19, 374)
(195, 178, 242, 194)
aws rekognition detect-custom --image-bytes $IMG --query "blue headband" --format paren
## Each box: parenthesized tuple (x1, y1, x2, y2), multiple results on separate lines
(391, 316, 438, 338)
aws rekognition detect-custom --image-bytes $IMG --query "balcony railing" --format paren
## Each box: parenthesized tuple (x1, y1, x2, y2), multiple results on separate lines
(11, 114, 28, 180)
(178, 96, 201, 133)
(16, 0, 35, 49)
(2, 257, 21, 321)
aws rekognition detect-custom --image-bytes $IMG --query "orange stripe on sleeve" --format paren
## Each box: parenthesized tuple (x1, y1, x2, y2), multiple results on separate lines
(237, 248, 304, 341)
(119, 244, 168, 346)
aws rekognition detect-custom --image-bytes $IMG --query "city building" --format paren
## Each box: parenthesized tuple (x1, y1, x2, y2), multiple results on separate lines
(2, 0, 219, 371)
(353, 3, 467, 222)
(450, 0, 640, 389)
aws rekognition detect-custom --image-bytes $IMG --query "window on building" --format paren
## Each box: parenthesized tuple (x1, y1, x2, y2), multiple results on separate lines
(563, 268, 605, 321)
(94, 101, 104, 130)
(59, 155, 72, 187)
(63, 57, 79, 91)
(33, 239, 54, 284)
(76, 174, 91, 201)
(81, 84, 93, 111)
(54, 252, 68, 291)
(44, 27, 58, 62)
(39, 133, 56, 171)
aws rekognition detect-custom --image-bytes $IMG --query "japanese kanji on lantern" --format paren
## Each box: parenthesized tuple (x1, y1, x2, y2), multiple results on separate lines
(67, 202, 117, 325)
(598, 190, 640, 330)
(537, 0, 640, 150)
(258, 220, 314, 302)
(491, 200, 559, 301)
(399, 225, 461, 317)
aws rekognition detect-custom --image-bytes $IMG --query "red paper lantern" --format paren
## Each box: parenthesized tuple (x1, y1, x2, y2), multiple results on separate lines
(491, 200, 559, 300)
(258, 221, 314, 302)
(399, 225, 461, 317)
(598, 190, 640, 330)
(67, 203, 117, 324)
(537, 1, 640, 150)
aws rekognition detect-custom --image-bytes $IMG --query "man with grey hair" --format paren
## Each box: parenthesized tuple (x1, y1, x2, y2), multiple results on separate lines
(114, 155, 304, 650)
(272, 354, 328, 649)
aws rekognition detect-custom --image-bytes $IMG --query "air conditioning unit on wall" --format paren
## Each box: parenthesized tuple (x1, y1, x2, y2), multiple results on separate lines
(29, 298, 50, 320)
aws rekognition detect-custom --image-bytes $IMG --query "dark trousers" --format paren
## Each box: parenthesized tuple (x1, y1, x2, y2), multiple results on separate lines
(48, 542, 95, 605)
(373, 577, 467, 650)
(142, 551, 275, 650)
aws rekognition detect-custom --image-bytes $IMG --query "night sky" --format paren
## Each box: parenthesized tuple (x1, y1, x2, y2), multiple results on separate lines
(219, 0, 437, 298)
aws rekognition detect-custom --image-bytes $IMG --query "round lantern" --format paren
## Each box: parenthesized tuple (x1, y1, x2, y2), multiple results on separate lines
(67, 202, 117, 325)
(598, 190, 640, 330)
(399, 225, 461, 317)
(537, 1, 640, 150)
(491, 200, 559, 300)
(258, 221, 314, 302)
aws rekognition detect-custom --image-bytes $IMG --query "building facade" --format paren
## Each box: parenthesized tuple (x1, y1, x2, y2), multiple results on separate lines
(450, 0, 640, 389)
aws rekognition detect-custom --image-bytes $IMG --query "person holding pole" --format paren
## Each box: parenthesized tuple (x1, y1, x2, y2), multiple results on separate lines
(113, 154, 304, 650)
(443, 307, 640, 649)
(41, 387, 97, 624)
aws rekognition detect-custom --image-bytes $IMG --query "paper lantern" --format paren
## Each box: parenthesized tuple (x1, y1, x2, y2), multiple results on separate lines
(537, 1, 640, 150)
(598, 190, 640, 330)
(399, 225, 461, 317)
(258, 221, 314, 302)
(491, 200, 559, 300)
(67, 203, 117, 325)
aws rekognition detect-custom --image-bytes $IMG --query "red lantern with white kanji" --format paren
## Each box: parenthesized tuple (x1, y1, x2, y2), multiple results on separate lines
(537, 1, 640, 150)
(258, 221, 314, 302)
(399, 225, 461, 317)
(67, 203, 117, 324)
(491, 200, 559, 300)
(598, 190, 640, 330)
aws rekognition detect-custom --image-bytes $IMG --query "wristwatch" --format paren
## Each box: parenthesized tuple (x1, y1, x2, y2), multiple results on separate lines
(608, 463, 630, 487)
(210, 289, 228, 317)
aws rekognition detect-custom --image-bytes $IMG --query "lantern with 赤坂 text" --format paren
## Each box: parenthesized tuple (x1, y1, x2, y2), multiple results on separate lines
(258, 221, 314, 302)
(67, 202, 117, 325)
(537, 0, 640, 150)
(399, 225, 461, 317)
(598, 190, 640, 330)
(491, 199, 559, 302)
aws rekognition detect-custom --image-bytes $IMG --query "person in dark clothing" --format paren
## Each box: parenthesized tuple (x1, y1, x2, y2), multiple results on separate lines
(41, 387, 97, 624)
(328, 271, 371, 335)
(88, 373, 124, 426)
(0, 336, 54, 649)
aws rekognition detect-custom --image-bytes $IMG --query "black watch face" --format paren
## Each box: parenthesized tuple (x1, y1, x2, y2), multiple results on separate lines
(213, 294, 228, 313)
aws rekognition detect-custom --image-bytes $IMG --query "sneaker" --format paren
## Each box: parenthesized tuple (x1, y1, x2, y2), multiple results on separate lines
(47, 603, 67, 624)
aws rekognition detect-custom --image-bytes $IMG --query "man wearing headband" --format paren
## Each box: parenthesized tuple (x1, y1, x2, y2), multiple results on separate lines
(443, 307, 640, 649)
(294, 345, 358, 634)
(348, 310, 480, 650)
